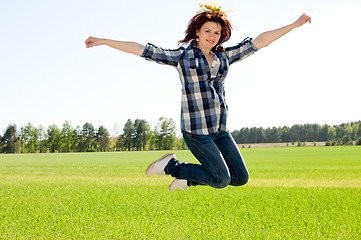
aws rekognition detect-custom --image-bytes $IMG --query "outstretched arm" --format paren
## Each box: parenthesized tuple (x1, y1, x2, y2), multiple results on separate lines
(85, 36, 145, 56)
(252, 13, 311, 49)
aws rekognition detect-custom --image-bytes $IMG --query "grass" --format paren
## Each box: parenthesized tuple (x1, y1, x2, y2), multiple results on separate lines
(0, 147, 360, 239)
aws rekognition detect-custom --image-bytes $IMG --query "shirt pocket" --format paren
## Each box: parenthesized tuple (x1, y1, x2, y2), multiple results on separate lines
(189, 58, 199, 69)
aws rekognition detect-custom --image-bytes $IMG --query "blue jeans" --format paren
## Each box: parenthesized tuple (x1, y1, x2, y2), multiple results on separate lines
(166, 131, 249, 188)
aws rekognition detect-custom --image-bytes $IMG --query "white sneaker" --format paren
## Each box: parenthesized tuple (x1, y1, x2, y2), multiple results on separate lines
(169, 179, 190, 192)
(146, 153, 176, 176)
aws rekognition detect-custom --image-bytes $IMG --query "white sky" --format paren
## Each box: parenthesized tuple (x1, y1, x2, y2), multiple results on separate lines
(1, 0, 360, 136)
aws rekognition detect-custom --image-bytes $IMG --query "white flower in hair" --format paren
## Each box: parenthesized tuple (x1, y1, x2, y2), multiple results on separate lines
(196, 2, 237, 29)
(196, 6, 209, 14)
(196, 1, 234, 16)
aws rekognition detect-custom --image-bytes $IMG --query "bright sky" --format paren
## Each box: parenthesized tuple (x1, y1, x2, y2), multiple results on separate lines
(1, 0, 360, 136)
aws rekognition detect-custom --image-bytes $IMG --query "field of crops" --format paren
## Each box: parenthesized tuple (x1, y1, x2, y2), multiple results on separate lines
(0, 146, 360, 239)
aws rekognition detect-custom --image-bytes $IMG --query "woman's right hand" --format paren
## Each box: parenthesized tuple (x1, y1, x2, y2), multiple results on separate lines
(85, 36, 103, 48)
(85, 37, 145, 56)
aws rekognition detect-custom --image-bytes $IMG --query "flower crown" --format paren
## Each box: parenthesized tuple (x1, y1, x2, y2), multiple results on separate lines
(196, 3, 227, 15)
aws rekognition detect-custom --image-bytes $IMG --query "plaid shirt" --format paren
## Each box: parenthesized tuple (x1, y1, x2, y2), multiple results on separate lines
(141, 38, 258, 135)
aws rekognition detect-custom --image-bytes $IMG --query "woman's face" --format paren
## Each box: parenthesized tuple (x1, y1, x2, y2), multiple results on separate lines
(196, 21, 222, 52)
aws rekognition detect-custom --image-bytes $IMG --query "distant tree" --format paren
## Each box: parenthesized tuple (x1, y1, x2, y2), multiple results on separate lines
(95, 125, 110, 152)
(335, 125, 344, 140)
(134, 119, 150, 151)
(148, 130, 157, 150)
(351, 123, 359, 140)
(1, 124, 18, 153)
(175, 135, 187, 150)
(71, 126, 82, 152)
(0, 135, 3, 153)
(345, 123, 353, 139)
(231, 128, 250, 144)
(319, 125, 329, 141)
(123, 119, 135, 151)
(357, 122, 361, 138)
(21, 123, 40, 153)
(81, 122, 95, 152)
(116, 134, 126, 151)
(327, 126, 336, 140)
(155, 117, 177, 150)
(342, 136, 352, 145)
(265, 127, 280, 143)
(307, 124, 320, 142)
(47, 125, 62, 153)
(38, 125, 46, 153)
(288, 125, 300, 142)
(248, 127, 258, 143)
(231, 130, 240, 143)
(61, 121, 74, 152)
(256, 128, 267, 143)
(281, 126, 290, 142)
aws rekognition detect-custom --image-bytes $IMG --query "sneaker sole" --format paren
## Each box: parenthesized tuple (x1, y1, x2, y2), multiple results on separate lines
(145, 153, 175, 176)
(169, 179, 190, 192)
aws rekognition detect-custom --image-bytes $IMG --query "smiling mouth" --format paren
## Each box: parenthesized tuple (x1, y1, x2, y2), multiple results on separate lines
(206, 40, 215, 45)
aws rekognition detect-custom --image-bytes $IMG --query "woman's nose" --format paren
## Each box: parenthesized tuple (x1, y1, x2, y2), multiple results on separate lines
(209, 33, 216, 39)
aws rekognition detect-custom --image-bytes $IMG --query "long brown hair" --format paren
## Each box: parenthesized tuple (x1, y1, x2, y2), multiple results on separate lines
(179, 11, 232, 52)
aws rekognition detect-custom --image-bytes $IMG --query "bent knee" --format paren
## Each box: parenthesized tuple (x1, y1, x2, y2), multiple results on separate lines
(212, 176, 231, 189)
(232, 173, 249, 186)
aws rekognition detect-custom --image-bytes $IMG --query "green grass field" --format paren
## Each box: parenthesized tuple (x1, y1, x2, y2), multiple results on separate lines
(0, 147, 360, 239)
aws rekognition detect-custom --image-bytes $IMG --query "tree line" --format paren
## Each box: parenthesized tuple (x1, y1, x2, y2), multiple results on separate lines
(1, 120, 361, 154)
(0, 117, 186, 154)
(231, 121, 361, 146)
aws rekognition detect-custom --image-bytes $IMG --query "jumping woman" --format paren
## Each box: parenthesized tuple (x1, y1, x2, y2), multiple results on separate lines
(85, 4, 311, 191)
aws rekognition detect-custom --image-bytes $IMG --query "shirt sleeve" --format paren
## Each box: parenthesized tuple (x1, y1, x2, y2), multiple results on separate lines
(140, 43, 184, 67)
(224, 37, 258, 65)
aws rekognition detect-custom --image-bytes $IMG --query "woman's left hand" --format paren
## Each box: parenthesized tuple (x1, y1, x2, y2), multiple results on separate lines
(293, 13, 311, 28)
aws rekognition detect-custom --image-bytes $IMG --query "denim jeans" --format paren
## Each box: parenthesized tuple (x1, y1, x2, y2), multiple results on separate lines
(167, 131, 249, 188)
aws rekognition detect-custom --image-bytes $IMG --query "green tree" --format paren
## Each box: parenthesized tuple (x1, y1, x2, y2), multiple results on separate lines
(116, 134, 126, 151)
(81, 122, 95, 152)
(319, 124, 329, 141)
(61, 121, 74, 152)
(95, 125, 110, 152)
(38, 125, 46, 153)
(281, 126, 290, 142)
(327, 126, 336, 140)
(47, 125, 62, 153)
(231, 128, 252, 144)
(175, 135, 187, 150)
(335, 125, 344, 140)
(155, 117, 177, 150)
(345, 123, 353, 139)
(71, 126, 82, 152)
(1, 124, 18, 153)
(0, 134, 3, 153)
(265, 127, 280, 143)
(134, 119, 150, 151)
(248, 127, 258, 143)
(351, 123, 359, 140)
(342, 136, 352, 145)
(357, 122, 361, 138)
(256, 128, 267, 143)
(22, 123, 39, 153)
(123, 119, 135, 151)
(306, 124, 320, 142)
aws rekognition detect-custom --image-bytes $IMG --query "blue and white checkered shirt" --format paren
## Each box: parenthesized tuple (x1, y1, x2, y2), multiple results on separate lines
(141, 38, 258, 135)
